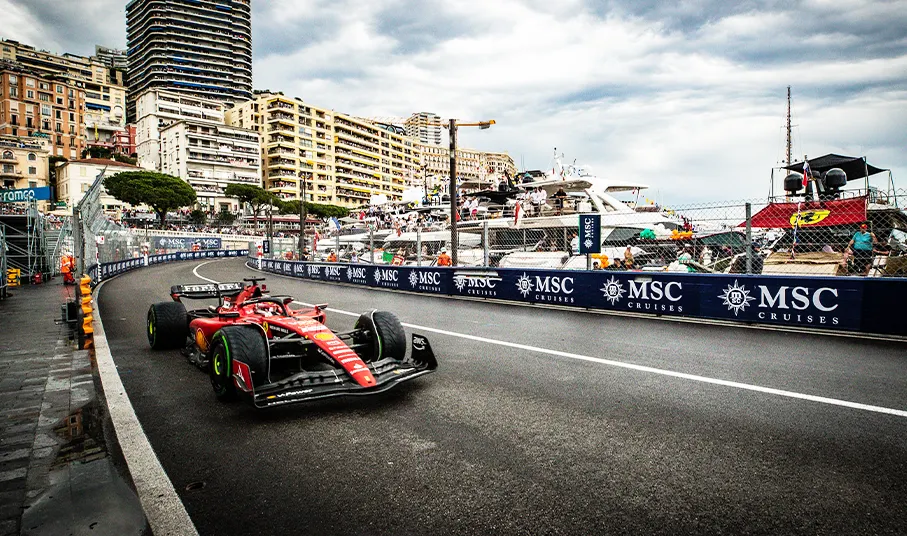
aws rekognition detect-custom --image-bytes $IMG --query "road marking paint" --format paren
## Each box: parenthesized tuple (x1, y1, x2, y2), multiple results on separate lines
(94, 281, 199, 535)
(198, 261, 907, 419)
(193, 261, 220, 283)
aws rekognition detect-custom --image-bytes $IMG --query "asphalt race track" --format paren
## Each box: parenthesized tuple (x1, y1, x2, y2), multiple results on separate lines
(98, 258, 907, 536)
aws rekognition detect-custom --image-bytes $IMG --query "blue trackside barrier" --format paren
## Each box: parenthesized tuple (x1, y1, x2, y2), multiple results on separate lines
(254, 257, 907, 337)
(86, 249, 250, 288)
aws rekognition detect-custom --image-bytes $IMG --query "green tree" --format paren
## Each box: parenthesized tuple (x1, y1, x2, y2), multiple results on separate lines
(278, 200, 349, 219)
(216, 208, 235, 227)
(224, 184, 278, 229)
(113, 153, 138, 166)
(103, 171, 197, 229)
(189, 208, 207, 225)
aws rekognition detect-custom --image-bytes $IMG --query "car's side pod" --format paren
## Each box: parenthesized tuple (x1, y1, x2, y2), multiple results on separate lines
(410, 334, 438, 370)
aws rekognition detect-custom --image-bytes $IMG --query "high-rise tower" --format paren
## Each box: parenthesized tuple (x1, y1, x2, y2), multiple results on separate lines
(126, 0, 253, 121)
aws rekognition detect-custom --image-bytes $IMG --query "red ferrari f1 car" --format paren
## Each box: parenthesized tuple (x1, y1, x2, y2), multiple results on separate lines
(146, 278, 437, 408)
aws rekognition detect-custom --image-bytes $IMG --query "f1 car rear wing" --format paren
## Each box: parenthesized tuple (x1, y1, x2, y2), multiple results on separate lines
(170, 282, 245, 301)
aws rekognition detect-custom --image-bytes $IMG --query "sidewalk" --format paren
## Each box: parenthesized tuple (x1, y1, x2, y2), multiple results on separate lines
(0, 280, 147, 536)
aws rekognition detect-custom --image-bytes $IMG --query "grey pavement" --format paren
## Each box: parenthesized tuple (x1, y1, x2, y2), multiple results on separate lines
(0, 281, 147, 536)
(97, 258, 907, 536)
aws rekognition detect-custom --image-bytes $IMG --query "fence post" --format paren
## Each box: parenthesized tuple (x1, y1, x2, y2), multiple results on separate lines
(745, 202, 753, 274)
(369, 227, 375, 264)
(587, 253, 592, 271)
(416, 228, 422, 267)
(73, 207, 84, 278)
(483, 221, 489, 267)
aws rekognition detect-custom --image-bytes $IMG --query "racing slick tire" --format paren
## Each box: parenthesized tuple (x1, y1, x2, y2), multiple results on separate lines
(209, 325, 268, 402)
(355, 310, 406, 362)
(147, 302, 188, 350)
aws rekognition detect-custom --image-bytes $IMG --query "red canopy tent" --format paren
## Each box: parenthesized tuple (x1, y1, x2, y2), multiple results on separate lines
(742, 197, 867, 228)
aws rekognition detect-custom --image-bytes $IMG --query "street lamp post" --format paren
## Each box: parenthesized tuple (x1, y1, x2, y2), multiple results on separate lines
(444, 118, 495, 266)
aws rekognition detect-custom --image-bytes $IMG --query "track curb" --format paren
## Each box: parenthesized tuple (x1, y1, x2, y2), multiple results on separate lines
(93, 279, 200, 536)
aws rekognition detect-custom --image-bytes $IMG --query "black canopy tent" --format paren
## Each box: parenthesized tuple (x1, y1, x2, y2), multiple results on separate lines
(782, 154, 887, 181)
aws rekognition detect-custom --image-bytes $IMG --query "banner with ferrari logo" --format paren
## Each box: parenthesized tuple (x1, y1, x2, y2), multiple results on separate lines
(743, 197, 866, 228)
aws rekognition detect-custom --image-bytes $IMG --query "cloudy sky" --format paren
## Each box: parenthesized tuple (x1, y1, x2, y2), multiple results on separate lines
(3, 0, 905, 203)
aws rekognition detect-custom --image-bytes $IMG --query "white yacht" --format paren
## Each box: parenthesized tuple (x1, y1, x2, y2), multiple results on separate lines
(457, 152, 683, 267)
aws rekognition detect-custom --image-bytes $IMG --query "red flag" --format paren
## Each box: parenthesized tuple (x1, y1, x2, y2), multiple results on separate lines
(313, 231, 320, 251)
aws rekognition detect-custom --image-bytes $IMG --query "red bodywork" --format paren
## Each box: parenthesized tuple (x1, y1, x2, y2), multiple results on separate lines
(176, 283, 377, 391)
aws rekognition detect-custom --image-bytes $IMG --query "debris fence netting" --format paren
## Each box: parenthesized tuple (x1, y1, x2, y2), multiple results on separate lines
(321, 189, 907, 278)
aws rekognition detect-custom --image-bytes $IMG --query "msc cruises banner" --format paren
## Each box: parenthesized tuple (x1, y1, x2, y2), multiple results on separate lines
(255, 258, 907, 336)
(92, 249, 249, 284)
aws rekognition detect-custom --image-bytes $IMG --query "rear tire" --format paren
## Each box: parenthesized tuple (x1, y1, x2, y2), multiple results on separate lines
(209, 326, 269, 402)
(147, 302, 188, 350)
(355, 310, 406, 362)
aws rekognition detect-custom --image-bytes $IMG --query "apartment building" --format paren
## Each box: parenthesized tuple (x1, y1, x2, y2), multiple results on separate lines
(159, 120, 260, 212)
(135, 89, 224, 170)
(126, 0, 253, 120)
(481, 151, 517, 179)
(0, 39, 128, 154)
(418, 142, 490, 187)
(0, 134, 49, 191)
(0, 62, 85, 160)
(404, 112, 442, 146)
(57, 158, 142, 211)
(226, 93, 421, 208)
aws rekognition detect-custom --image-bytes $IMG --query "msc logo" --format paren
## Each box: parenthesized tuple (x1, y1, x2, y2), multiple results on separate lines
(307, 265, 321, 277)
(346, 267, 367, 281)
(516, 273, 575, 303)
(789, 209, 830, 226)
(453, 272, 501, 296)
(408, 271, 442, 288)
(600, 276, 626, 305)
(324, 266, 341, 278)
(374, 268, 399, 284)
(718, 281, 841, 325)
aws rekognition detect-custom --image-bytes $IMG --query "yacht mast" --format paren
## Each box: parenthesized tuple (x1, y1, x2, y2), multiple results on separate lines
(786, 86, 793, 166)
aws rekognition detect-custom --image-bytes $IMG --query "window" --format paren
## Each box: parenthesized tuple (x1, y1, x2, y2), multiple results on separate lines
(2, 164, 13, 173)
(25, 78, 35, 88)
(26, 117, 33, 128)
(56, 97, 63, 105)
(55, 123, 62, 133)
(8, 74, 16, 85)
(39, 93, 50, 102)
(56, 135, 62, 145)
(56, 85, 63, 93)
(81, 184, 89, 193)
(11, 128, 17, 136)
(42, 120, 49, 130)
(39, 82, 49, 90)
(9, 87, 17, 98)
(10, 114, 17, 125)
(41, 104, 51, 116)
(69, 112, 74, 122)
(55, 110, 61, 120)
(2, 151, 12, 159)
(69, 125, 74, 134)
(68, 89, 74, 97)
(26, 90, 33, 99)
(27, 153, 36, 161)
(28, 168, 36, 176)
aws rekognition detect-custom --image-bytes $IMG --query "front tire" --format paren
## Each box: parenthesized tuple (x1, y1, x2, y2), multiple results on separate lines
(147, 302, 188, 350)
(209, 326, 269, 403)
(354, 310, 406, 362)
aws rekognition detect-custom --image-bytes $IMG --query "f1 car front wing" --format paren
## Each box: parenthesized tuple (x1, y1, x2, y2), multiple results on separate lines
(251, 333, 438, 408)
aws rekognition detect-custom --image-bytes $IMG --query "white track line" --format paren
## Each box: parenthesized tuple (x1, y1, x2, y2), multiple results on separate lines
(93, 281, 200, 535)
(193, 260, 220, 283)
(199, 261, 907, 419)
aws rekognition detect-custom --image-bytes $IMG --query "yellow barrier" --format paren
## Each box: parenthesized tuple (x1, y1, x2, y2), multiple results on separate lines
(7, 268, 21, 287)
(79, 276, 94, 349)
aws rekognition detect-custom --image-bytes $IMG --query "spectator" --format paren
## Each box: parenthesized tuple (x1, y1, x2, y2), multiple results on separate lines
(847, 223, 877, 275)
(437, 248, 452, 266)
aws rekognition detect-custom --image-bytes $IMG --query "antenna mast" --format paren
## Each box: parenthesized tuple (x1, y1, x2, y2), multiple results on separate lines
(786, 86, 793, 166)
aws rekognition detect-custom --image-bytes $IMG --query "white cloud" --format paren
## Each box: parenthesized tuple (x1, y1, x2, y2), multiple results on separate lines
(5, 0, 906, 204)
